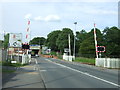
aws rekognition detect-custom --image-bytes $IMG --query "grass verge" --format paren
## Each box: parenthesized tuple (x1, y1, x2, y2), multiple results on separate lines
(0, 61, 2, 65)
(2, 69, 15, 73)
(74, 57, 95, 65)
(2, 61, 28, 67)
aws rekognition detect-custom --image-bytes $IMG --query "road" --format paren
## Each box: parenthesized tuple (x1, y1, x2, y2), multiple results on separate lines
(35, 56, 120, 88)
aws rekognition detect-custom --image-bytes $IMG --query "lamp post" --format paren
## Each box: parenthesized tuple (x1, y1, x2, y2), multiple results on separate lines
(73, 22, 77, 60)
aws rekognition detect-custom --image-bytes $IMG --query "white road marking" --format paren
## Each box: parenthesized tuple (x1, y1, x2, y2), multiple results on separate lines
(40, 70, 47, 72)
(35, 59, 38, 64)
(33, 59, 38, 70)
(45, 59, 120, 87)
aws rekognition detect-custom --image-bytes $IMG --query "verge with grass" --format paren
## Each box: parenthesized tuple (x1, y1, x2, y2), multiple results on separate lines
(2, 69, 15, 73)
(74, 57, 95, 65)
(2, 61, 28, 67)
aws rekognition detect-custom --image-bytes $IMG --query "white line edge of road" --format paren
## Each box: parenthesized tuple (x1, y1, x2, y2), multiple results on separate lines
(45, 59, 120, 87)
(35, 59, 38, 64)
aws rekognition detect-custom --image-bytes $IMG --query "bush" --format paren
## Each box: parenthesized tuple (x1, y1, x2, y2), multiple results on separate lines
(50, 51, 57, 56)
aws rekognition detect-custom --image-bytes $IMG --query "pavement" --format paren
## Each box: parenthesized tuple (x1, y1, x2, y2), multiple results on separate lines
(2, 58, 45, 89)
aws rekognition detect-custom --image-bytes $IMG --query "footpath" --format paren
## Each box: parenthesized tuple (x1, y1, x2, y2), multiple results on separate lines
(2, 58, 45, 89)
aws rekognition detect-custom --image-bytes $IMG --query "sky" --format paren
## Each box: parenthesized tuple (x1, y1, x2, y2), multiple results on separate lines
(0, 0, 119, 42)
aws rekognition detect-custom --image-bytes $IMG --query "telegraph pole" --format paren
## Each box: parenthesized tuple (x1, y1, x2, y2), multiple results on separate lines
(68, 34, 71, 56)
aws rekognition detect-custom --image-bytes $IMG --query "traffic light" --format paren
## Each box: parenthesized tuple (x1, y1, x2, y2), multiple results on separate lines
(97, 46, 105, 52)
(22, 43, 30, 49)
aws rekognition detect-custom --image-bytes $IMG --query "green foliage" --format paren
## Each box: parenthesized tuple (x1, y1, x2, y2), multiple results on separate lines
(2, 69, 15, 73)
(30, 37, 46, 45)
(56, 28, 74, 53)
(79, 37, 95, 58)
(78, 28, 103, 58)
(41, 26, 120, 58)
(2, 61, 27, 67)
(49, 51, 57, 56)
(46, 30, 61, 51)
(0, 40, 3, 48)
(102, 26, 120, 57)
(3, 33, 9, 49)
(76, 30, 87, 54)
(74, 57, 95, 65)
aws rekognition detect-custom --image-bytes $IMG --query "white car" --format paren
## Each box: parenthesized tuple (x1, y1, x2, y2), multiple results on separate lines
(35, 54, 39, 57)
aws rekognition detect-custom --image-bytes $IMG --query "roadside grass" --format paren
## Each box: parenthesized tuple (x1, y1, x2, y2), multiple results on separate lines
(2, 61, 28, 73)
(0, 61, 2, 65)
(2, 61, 28, 67)
(74, 57, 95, 65)
(2, 69, 15, 73)
(57, 55, 63, 59)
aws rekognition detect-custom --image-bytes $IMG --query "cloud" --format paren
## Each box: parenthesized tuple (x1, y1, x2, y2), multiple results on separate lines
(85, 9, 117, 15)
(34, 15, 61, 22)
(34, 16, 44, 21)
(24, 14, 32, 19)
(45, 15, 61, 22)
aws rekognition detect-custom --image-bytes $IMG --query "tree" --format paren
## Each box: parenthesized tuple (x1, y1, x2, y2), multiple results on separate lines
(56, 28, 74, 53)
(30, 37, 46, 45)
(0, 40, 3, 48)
(79, 37, 95, 58)
(102, 26, 120, 57)
(79, 28, 103, 58)
(3, 33, 9, 49)
(46, 30, 61, 51)
(76, 29, 87, 55)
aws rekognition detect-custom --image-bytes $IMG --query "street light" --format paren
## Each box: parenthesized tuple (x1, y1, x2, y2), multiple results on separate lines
(73, 22, 77, 60)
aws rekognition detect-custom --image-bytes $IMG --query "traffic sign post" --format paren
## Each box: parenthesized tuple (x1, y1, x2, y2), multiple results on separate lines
(9, 33, 22, 62)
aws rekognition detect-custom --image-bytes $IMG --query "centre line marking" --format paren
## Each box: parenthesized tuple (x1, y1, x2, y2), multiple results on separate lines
(45, 59, 120, 87)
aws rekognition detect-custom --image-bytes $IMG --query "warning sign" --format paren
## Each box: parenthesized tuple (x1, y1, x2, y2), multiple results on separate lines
(9, 33, 22, 47)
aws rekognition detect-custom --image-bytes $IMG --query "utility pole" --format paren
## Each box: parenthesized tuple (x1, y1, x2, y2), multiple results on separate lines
(73, 22, 77, 60)
(68, 34, 71, 56)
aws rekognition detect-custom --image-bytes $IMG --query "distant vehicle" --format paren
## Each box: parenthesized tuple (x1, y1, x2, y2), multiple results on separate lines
(35, 54, 39, 57)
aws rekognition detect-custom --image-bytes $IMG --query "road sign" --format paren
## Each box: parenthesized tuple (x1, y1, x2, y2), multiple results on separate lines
(9, 33, 22, 47)
(64, 48, 69, 53)
(96, 46, 105, 52)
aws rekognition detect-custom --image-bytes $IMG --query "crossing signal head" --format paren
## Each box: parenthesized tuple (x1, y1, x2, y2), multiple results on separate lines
(97, 46, 105, 52)
(22, 43, 30, 49)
